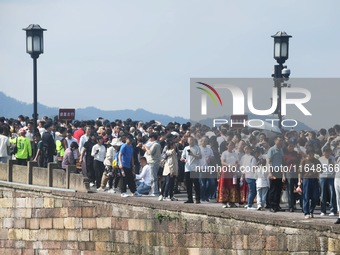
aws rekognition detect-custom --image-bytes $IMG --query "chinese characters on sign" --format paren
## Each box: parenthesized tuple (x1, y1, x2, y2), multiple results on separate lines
(59, 109, 75, 121)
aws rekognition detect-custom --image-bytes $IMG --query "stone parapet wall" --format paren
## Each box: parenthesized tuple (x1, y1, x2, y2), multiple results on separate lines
(0, 182, 340, 254)
(0, 160, 89, 192)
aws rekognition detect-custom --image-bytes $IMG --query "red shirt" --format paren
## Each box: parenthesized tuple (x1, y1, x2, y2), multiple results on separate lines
(73, 128, 84, 142)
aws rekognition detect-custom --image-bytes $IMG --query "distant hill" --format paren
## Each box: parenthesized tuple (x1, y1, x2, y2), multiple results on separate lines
(0, 91, 311, 131)
(0, 92, 188, 124)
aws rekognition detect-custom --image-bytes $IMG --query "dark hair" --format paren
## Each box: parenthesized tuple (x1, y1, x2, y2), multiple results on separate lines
(70, 141, 79, 149)
(140, 156, 147, 163)
(149, 132, 158, 140)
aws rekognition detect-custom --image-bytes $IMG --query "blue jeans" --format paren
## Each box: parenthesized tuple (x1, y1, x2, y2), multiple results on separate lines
(163, 175, 175, 198)
(246, 178, 257, 207)
(302, 178, 319, 215)
(320, 177, 337, 214)
(136, 182, 151, 195)
(0, 157, 7, 163)
(257, 187, 269, 208)
(200, 177, 216, 201)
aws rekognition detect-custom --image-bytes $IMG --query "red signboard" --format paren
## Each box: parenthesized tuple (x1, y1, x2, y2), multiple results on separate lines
(59, 108, 75, 121)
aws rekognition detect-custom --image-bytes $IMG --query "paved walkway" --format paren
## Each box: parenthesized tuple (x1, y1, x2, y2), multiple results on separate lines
(90, 186, 340, 232)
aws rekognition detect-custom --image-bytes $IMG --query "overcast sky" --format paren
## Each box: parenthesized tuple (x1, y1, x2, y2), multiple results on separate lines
(0, 0, 339, 129)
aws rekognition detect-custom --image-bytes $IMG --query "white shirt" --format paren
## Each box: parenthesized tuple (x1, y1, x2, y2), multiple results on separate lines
(182, 145, 202, 172)
(256, 166, 270, 188)
(199, 146, 214, 166)
(66, 137, 78, 148)
(79, 134, 89, 153)
(91, 144, 106, 162)
(221, 150, 238, 166)
(136, 164, 152, 186)
(0, 134, 10, 157)
(240, 153, 257, 179)
(104, 146, 117, 166)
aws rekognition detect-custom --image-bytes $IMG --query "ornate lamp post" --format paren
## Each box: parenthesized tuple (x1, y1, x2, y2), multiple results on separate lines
(23, 24, 47, 137)
(271, 31, 292, 129)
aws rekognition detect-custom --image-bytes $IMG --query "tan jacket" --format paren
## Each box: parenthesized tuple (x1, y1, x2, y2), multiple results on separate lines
(162, 149, 178, 176)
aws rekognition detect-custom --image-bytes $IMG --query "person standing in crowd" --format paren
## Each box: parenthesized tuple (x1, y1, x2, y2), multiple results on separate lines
(159, 139, 178, 201)
(55, 127, 67, 169)
(254, 147, 269, 210)
(334, 151, 340, 224)
(119, 135, 139, 197)
(65, 128, 78, 148)
(11, 128, 32, 166)
(135, 156, 152, 195)
(97, 138, 122, 192)
(79, 126, 91, 153)
(199, 136, 214, 202)
(319, 147, 337, 216)
(0, 126, 10, 163)
(41, 122, 56, 168)
(181, 136, 202, 204)
(142, 132, 162, 196)
(218, 141, 240, 208)
(91, 137, 106, 189)
(240, 145, 257, 210)
(283, 142, 301, 212)
(73, 121, 85, 142)
(267, 136, 284, 213)
(79, 133, 97, 187)
(298, 147, 321, 219)
(174, 134, 187, 194)
(62, 142, 79, 169)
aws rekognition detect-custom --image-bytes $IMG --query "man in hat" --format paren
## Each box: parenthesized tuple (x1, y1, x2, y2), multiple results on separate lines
(97, 138, 123, 192)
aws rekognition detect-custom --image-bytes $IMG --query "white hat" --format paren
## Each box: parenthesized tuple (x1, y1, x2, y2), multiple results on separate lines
(171, 131, 179, 138)
(111, 138, 123, 147)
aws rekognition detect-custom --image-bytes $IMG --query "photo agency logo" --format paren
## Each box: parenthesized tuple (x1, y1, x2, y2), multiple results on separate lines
(193, 79, 312, 129)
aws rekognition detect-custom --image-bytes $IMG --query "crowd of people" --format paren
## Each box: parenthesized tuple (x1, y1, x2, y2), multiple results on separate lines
(0, 115, 340, 223)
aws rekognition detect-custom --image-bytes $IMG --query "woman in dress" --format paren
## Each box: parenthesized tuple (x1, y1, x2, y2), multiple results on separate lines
(218, 141, 240, 208)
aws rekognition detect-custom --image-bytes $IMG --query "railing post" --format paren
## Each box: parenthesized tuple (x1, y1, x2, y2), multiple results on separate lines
(7, 159, 17, 182)
(47, 162, 58, 187)
(27, 161, 38, 184)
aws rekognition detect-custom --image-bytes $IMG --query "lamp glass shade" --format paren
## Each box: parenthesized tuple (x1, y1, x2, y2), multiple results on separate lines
(33, 36, 41, 52)
(274, 42, 281, 58)
(281, 42, 288, 58)
(27, 36, 33, 53)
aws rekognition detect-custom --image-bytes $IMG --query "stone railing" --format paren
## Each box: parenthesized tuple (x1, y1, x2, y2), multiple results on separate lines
(0, 160, 89, 192)
(0, 182, 340, 254)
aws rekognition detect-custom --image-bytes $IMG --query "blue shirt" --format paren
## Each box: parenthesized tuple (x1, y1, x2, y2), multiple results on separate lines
(267, 145, 283, 167)
(119, 143, 133, 168)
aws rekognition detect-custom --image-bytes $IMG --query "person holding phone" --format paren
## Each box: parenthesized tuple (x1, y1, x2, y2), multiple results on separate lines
(181, 136, 202, 204)
(91, 137, 106, 189)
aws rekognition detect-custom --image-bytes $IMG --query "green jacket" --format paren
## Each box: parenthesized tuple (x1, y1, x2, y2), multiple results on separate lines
(10, 136, 32, 159)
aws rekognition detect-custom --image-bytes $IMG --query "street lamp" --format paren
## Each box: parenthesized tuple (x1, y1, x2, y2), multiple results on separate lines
(23, 24, 46, 139)
(271, 31, 292, 129)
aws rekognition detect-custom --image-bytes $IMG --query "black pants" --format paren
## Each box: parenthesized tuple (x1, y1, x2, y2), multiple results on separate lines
(269, 178, 282, 209)
(287, 178, 298, 209)
(17, 158, 27, 166)
(185, 172, 200, 202)
(93, 160, 105, 188)
(120, 167, 136, 194)
(86, 158, 95, 183)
